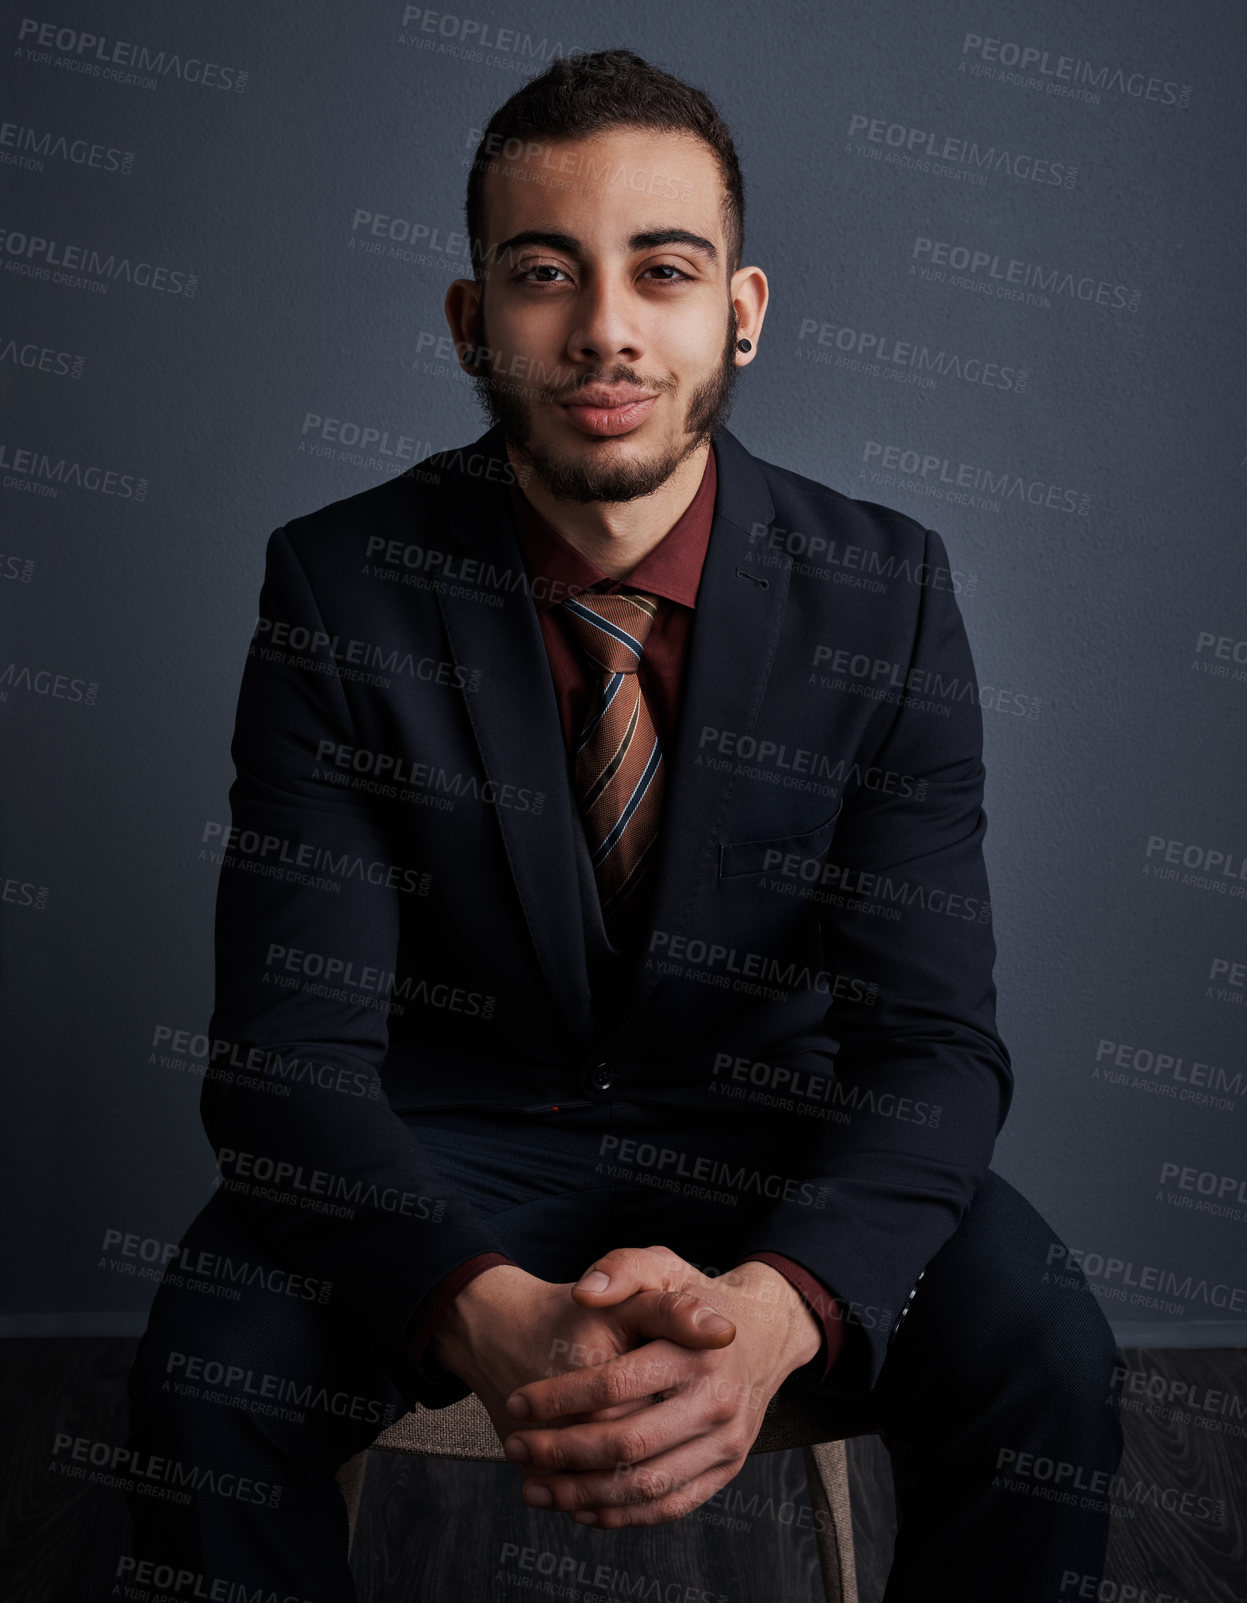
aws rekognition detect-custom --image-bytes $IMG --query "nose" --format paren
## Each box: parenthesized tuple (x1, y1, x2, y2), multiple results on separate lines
(564, 272, 645, 369)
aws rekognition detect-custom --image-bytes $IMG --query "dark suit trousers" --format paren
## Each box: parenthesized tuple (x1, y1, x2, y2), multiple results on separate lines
(125, 1099, 1123, 1602)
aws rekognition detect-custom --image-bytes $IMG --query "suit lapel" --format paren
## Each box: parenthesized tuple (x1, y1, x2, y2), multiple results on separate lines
(423, 422, 789, 1052)
(428, 427, 596, 1044)
(603, 425, 790, 1048)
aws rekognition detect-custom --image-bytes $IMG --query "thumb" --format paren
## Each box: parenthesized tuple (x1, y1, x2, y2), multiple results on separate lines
(574, 1279, 736, 1347)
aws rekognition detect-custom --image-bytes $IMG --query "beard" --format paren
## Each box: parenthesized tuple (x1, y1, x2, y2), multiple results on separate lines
(467, 302, 741, 504)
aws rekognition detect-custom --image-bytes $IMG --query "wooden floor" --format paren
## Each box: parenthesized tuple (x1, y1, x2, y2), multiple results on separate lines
(1, 1340, 1243, 1601)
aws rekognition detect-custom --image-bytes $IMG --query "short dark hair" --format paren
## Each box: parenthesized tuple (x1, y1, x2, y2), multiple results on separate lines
(465, 47, 745, 282)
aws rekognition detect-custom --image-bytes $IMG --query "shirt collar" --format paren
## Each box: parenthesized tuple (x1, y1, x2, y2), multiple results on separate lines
(507, 442, 717, 612)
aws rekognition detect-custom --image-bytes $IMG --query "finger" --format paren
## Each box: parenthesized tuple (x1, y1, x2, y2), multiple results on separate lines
(507, 1383, 680, 1432)
(574, 1283, 737, 1357)
(572, 1244, 688, 1297)
(510, 1365, 764, 1438)
(520, 1434, 742, 1524)
(507, 1338, 692, 1423)
(571, 1246, 715, 1315)
(567, 1391, 659, 1426)
(506, 1391, 705, 1476)
(519, 1379, 717, 1435)
(575, 1460, 743, 1530)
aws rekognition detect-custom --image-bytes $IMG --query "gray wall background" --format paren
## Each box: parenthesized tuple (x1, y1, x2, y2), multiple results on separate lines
(2, 0, 1244, 1344)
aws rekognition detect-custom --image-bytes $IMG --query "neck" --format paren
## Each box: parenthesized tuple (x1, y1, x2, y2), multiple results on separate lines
(505, 438, 711, 579)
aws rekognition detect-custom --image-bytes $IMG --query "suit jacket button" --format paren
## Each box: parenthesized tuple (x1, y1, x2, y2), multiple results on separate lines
(588, 1061, 613, 1092)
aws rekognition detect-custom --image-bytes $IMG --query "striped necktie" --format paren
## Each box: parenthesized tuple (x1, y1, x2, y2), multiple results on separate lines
(557, 590, 666, 943)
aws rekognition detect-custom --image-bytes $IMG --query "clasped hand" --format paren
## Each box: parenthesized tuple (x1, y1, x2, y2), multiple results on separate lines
(498, 1246, 820, 1529)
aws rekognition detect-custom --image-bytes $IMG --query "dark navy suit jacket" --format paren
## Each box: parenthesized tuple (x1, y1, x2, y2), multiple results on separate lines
(201, 420, 1013, 1402)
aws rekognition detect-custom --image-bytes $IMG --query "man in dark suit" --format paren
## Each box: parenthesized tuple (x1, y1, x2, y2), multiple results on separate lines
(126, 47, 1122, 1602)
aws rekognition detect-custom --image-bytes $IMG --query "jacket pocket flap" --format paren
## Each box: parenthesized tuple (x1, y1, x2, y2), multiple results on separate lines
(718, 799, 844, 879)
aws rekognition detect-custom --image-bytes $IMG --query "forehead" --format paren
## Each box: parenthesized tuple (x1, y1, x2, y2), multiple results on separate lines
(480, 126, 726, 254)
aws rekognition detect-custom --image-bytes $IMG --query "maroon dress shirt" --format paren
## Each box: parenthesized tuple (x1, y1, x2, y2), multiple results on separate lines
(403, 443, 847, 1387)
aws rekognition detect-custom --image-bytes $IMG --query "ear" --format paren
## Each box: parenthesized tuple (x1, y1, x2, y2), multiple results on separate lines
(444, 278, 485, 374)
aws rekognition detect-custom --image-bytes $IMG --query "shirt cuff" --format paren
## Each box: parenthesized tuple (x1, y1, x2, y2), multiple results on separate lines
(737, 1251, 847, 1386)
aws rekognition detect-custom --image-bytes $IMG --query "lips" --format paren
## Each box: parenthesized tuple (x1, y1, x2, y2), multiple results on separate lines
(559, 387, 659, 437)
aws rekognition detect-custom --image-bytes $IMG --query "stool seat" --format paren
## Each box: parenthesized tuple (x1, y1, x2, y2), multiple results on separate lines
(337, 1388, 858, 1601)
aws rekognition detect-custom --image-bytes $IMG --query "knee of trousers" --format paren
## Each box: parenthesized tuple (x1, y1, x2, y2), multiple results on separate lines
(906, 1177, 1124, 1445)
(126, 1271, 371, 1471)
(977, 1248, 1125, 1470)
(1024, 1269, 1123, 1416)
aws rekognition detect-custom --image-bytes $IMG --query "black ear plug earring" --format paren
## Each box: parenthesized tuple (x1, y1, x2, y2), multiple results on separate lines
(736, 338, 752, 352)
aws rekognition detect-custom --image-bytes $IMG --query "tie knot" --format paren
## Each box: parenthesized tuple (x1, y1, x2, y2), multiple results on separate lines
(559, 590, 658, 675)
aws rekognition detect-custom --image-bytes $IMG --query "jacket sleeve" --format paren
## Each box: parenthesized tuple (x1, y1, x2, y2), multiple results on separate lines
(736, 525, 1013, 1391)
(200, 524, 512, 1406)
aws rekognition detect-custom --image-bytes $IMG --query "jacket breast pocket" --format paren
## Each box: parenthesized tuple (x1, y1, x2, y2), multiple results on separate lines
(717, 799, 844, 879)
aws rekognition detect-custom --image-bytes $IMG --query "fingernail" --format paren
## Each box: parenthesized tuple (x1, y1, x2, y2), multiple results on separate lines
(574, 1511, 598, 1525)
(505, 1437, 530, 1464)
(577, 1270, 610, 1292)
(525, 1484, 553, 1506)
(507, 1391, 530, 1418)
(695, 1308, 733, 1333)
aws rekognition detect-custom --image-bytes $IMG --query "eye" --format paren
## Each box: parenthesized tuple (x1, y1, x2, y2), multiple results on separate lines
(512, 263, 695, 285)
(515, 263, 572, 283)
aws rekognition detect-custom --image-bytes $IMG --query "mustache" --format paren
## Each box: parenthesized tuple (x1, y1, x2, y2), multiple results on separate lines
(547, 374, 671, 404)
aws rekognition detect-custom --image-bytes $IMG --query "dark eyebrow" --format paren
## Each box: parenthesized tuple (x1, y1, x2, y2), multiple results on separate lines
(491, 228, 719, 269)
(629, 229, 718, 264)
